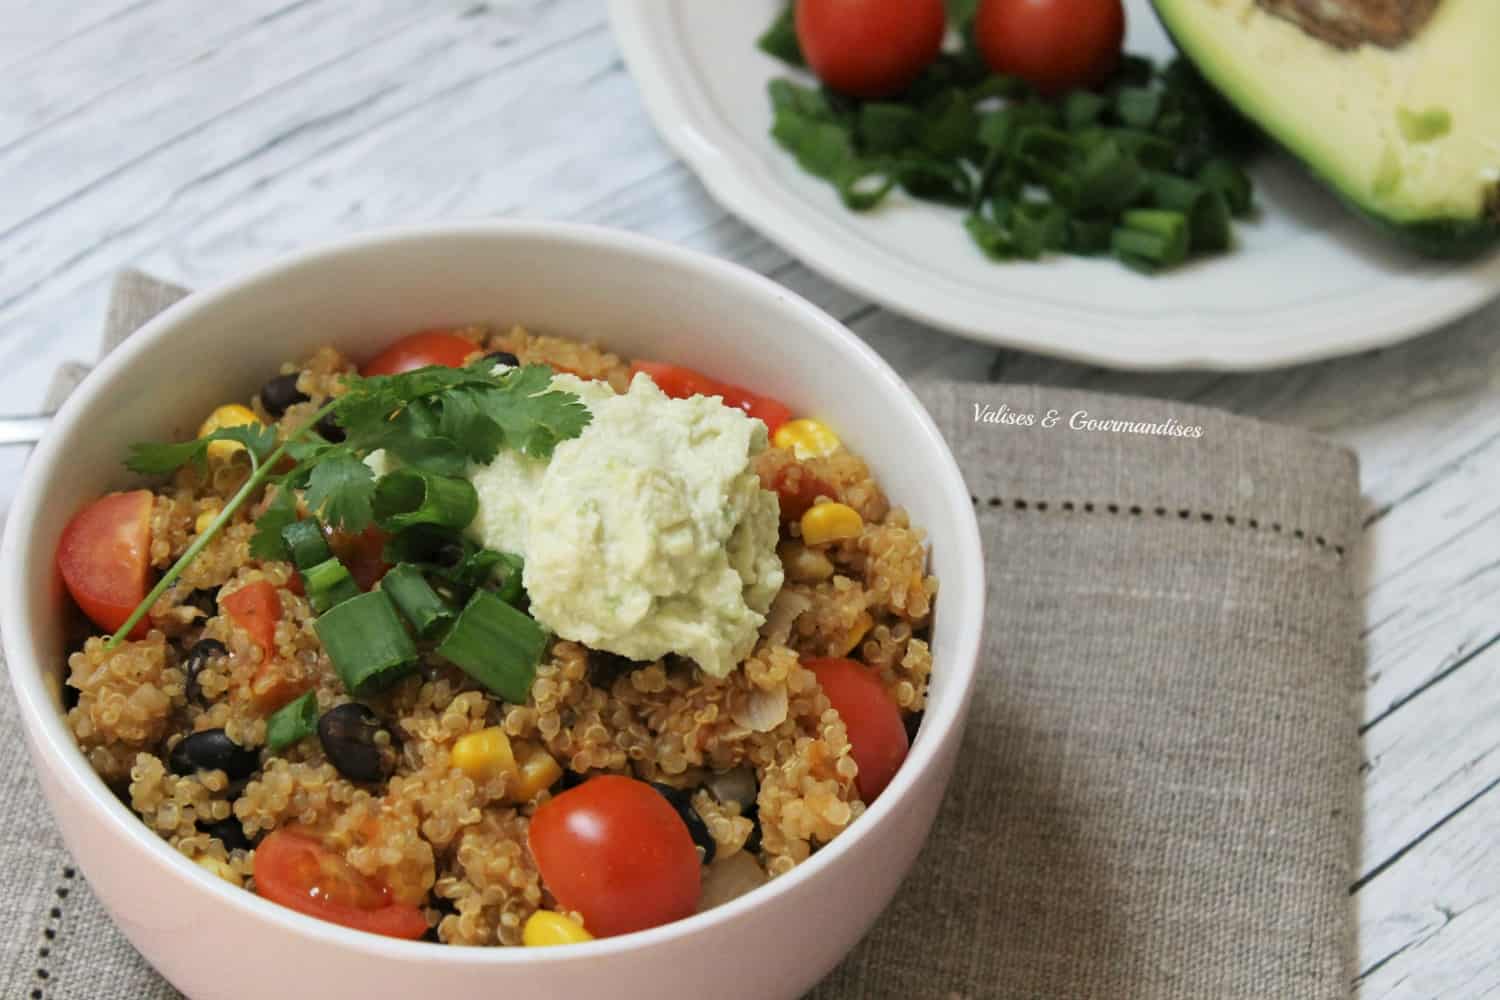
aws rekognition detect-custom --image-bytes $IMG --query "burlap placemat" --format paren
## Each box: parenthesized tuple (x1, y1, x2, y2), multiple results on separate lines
(1, 272, 1362, 1000)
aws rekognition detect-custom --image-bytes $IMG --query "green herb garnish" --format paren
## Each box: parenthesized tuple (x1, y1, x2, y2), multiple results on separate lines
(265, 691, 319, 751)
(108, 362, 589, 648)
(758, 3, 1259, 272)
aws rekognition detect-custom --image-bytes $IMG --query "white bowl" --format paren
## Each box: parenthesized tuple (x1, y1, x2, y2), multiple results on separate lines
(2, 223, 985, 1000)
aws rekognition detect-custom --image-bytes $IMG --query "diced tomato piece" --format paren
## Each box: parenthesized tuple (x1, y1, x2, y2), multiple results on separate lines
(254, 829, 428, 940)
(764, 464, 837, 523)
(222, 581, 281, 652)
(630, 361, 793, 435)
(57, 490, 155, 638)
(328, 526, 390, 592)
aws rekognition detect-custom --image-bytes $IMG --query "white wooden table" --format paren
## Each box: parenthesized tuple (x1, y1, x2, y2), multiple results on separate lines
(3, 3, 1497, 995)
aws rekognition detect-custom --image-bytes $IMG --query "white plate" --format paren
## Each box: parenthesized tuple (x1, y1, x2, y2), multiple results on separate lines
(609, 0, 1500, 370)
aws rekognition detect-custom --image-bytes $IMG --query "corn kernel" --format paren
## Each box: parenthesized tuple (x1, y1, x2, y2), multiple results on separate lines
(507, 740, 563, 804)
(451, 727, 517, 783)
(197, 404, 263, 463)
(524, 910, 593, 947)
(194, 507, 221, 535)
(772, 418, 841, 460)
(836, 612, 874, 657)
(800, 501, 863, 546)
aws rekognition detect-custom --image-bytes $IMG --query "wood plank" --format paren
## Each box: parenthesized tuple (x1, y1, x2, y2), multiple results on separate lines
(1358, 781, 1500, 999)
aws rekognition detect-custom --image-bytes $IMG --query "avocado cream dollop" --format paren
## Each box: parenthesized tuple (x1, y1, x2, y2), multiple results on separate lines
(466, 371, 784, 678)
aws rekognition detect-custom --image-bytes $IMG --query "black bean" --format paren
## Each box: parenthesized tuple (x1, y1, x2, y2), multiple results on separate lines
(483, 350, 520, 367)
(742, 806, 763, 855)
(259, 372, 310, 418)
(558, 769, 589, 792)
(650, 783, 716, 865)
(184, 588, 219, 618)
(169, 729, 259, 780)
(182, 638, 228, 706)
(199, 818, 254, 852)
(587, 650, 639, 690)
(315, 411, 346, 443)
(903, 710, 924, 745)
(318, 703, 400, 783)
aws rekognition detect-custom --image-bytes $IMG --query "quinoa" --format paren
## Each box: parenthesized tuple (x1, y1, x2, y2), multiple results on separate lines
(62, 327, 938, 943)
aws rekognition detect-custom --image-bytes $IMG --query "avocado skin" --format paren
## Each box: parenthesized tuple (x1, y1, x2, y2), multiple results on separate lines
(1150, 1, 1500, 260)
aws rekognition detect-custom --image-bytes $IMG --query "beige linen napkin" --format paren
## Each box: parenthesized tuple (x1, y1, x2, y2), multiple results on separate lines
(1, 272, 1361, 1000)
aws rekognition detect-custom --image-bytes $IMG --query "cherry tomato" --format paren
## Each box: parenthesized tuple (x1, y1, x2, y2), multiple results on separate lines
(528, 775, 701, 937)
(57, 490, 154, 638)
(253, 829, 428, 939)
(361, 330, 476, 377)
(974, 0, 1125, 96)
(795, 0, 947, 98)
(630, 361, 794, 436)
(805, 657, 909, 802)
(328, 526, 390, 592)
(222, 581, 281, 652)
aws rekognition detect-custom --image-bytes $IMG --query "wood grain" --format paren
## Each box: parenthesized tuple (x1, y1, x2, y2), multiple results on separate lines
(3, 2, 1497, 995)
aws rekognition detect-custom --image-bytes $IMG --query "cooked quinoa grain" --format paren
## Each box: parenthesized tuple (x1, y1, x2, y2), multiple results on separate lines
(62, 328, 937, 943)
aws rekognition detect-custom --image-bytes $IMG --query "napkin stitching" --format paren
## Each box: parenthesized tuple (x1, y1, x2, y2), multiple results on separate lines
(968, 493, 1348, 557)
(29, 864, 74, 1000)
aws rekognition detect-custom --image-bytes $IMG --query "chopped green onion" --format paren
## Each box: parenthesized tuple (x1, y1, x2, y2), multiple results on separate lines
(1063, 91, 1107, 130)
(281, 519, 333, 571)
(858, 103, 919, 155)
(1115, 87, 1162, 129)
(1112, 210, 1190, 272)
(437, 589, 546, 704)
(1067, 217, 1115, 255)
(1073, 140, 1145, 215)
(266, 691, 319, 751)
(1197, 158, 1253, 217)
(381, 563, 456, 639)
(303, 556, 362, 614)
(371, 469, 479, 533)
(315, 591, 418, 695)
(756, 5, 804, 67)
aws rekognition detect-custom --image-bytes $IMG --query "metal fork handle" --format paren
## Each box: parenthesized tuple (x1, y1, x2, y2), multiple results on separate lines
(0, 415, 52, 446)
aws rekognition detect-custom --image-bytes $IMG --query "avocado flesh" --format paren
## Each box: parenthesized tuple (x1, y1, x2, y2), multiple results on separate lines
(1152, 0, 1500, 257)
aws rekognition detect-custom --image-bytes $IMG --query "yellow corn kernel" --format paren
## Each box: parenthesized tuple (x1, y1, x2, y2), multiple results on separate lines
(194, 507, 222, 535)
(800, 501, 863, 546)
(523, 910, 593, 947)
(507, 740, 563, 804)
(197, 404, 263, 462)
(836, 612, 874, 657)
(451, 726, 517, 784)
(772, 418, 841, 460)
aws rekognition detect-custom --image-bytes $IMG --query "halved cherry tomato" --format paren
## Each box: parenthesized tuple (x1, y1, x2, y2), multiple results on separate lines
(974, 0, 1125, 96)
(630, 361, 793, 436)
(57, 490, 154, 638)
(528, 775, 701, 938)
(253, 829, 428, 940)
(795, 0, 947, 98)
(361, 330, 476, 377)
(806, 657, 909, 802)
(328, 526, 390, 592)
(222, 581, 281, 652)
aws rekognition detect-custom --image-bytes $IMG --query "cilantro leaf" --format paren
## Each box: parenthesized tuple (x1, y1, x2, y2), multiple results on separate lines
(480, 365, 593, 459)
(303, 450, 376, 532)
(250, 485, 299, 561)
(125, 423, 279, 475)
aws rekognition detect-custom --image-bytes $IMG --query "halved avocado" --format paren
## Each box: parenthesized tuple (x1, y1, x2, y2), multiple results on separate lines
(1151, 0, 1500, 257)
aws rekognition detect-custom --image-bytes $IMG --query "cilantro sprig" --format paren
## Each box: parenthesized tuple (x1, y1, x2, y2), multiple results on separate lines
(105, 361, 589, 648)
